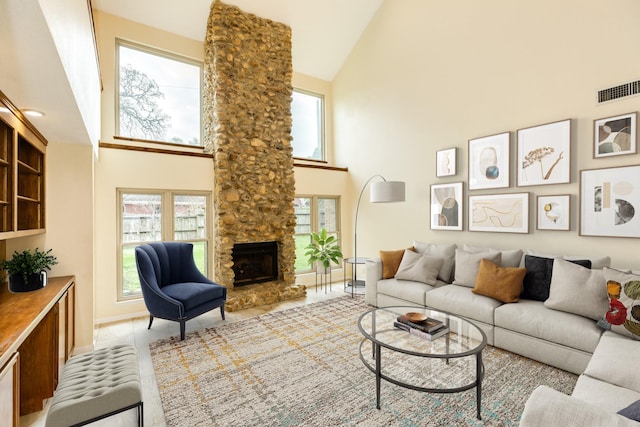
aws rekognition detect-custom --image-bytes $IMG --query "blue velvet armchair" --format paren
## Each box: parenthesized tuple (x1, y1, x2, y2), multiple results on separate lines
(135, 242, 226, 340)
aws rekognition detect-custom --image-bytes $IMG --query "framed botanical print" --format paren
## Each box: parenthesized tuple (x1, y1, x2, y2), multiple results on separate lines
(580, 165, 640, 238)
(436, 147, 457, 177)
(468, 132, 510, 190)
(537, 194, 570, 231)
(593, 112, 637, 158)
(517, 119, 571, 186)
(430, 182, 463, 231)
(469, 192, 529, 233)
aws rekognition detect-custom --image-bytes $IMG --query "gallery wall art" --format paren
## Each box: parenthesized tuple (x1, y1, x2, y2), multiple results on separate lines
(468, 132, 510, 190)
(580, 165, 640, 238)
(469, 192, 529, 233)
(517, 119, 571, 186)
(593, 112, 637, 158)
(537, 194, 570, 231)
(436, 148, 457, 177)
(430, 182, 463, 230)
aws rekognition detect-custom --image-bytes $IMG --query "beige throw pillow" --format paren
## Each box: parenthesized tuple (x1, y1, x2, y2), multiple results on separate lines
(412, 241, 456, 282)
(544, 258, 608, 320)
(394, 250, 443, 285)
(452, 249, 502, 288)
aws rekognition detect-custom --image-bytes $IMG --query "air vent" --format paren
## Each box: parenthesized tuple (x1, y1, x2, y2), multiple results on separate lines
(598, 80, 640, 103)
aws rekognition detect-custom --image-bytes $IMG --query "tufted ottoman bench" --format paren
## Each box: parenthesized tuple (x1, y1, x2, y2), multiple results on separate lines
(45, 344, 143, 427)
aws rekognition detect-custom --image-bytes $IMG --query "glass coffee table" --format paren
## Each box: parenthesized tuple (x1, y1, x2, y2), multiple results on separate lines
(357, 306, 487, 419)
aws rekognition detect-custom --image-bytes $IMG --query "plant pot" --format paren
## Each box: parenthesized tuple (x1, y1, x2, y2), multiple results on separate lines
(8, 271, 47, 293)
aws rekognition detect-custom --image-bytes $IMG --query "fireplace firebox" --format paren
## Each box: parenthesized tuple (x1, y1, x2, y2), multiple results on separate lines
(231, 241, 278, 287)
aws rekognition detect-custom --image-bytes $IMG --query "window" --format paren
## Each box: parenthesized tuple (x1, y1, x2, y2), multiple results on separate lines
(293, 196, 340, 273)
(291, 89, 324, 161)
(118, 190, 210, 300)
(116, 40, 202, 146)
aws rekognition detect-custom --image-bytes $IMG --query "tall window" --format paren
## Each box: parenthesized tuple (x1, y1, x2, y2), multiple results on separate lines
(293, 196, 340, 273)
(118, 190, 210, 300)
(291, 89, 324, 161)
(116, 40, 202, 146)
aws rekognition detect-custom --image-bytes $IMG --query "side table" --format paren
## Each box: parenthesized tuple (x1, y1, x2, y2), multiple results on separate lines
(343, 257, 368, 297)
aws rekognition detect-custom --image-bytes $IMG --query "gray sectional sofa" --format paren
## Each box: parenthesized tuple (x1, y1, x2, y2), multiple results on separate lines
(364, 241, 640, 426)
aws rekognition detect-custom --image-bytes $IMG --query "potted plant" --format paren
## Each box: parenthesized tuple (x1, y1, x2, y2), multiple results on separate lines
(304, 228, 344, 273)
(0, 248, 58, 293)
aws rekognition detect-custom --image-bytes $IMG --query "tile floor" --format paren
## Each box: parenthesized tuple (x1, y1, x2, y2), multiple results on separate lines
(21, 283, 355, 427)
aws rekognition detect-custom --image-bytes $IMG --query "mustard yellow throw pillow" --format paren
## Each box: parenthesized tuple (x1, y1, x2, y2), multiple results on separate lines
(472, 259, 526, 303)
(379, 249, 409, 279)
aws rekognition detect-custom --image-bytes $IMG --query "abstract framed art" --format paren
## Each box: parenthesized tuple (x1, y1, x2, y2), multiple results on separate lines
(469, 192, 529, 233)
(430, 182, 463, 230)
(537, 194, 570, 231)
(468, 132, 510, 190)
(436, 147, 457, 177)
(517, 119, 571, 186)
(593, 112, 637, 158)
(580, 165, 640, 238)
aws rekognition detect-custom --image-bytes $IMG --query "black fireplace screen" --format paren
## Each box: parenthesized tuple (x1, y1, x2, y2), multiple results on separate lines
(231, 241, 278, 286)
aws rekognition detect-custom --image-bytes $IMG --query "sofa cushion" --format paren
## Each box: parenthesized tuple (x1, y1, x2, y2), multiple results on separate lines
(494, 299, 602, 353)
(462, 244, 523, 268)
(619, 401, 640, 422)
(472, 259, 526, 303)
(376, 278, 435, 306)
(162, 282, 226, 311)
(544, 258, 608, 320)
(452, 249, 502, 288)
(412, 241, 456, 282)
(394, 250, 442, 285)
(521, 255, 591, 302)
(599, 268, 640, 339)
(572, 375, 640, 414)
(379, 249, 407, 279)
(425, 284, 501, 324)
(583, 331, 640, 394)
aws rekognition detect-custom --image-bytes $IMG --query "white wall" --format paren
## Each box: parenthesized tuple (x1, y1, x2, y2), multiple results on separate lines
(333, 0, 640, 269)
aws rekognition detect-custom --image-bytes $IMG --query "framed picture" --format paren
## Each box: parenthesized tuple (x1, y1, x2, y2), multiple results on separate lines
(517, 119, 571, 186)
(436, 147, 457, 177)
(469, 192, 529, 233)
(537, 194, 570, 231)
(430, 182, 463, 230)
(468, 132, 510, 190)
(580, 165, 640, 238)
(593, 112, 637, 158)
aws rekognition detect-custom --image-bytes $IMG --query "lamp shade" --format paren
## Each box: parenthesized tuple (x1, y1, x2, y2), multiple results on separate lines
(370, 181, 405, 203)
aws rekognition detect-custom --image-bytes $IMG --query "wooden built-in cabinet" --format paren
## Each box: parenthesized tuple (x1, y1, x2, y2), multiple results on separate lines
(0, 276, 75, 423)
(0, 90, 46, 238)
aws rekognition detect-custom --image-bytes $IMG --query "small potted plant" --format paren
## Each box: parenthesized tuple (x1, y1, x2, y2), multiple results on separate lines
(0, 248, 58, 293)
(304, 228, 344, 274)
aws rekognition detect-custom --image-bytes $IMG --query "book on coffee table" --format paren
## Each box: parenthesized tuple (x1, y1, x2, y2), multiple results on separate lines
(396, 315, 443, 333)
(393, 321, 450, 341)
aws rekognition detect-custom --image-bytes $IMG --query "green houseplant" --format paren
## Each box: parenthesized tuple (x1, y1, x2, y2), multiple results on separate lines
(304, 228, 344, 272)
(0, 248, 58, 293)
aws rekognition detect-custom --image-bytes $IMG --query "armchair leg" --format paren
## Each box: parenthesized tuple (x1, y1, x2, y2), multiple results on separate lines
(148, 315, 154, 330)
(180, 320, 186, 340)
(220, 305, 225, 320)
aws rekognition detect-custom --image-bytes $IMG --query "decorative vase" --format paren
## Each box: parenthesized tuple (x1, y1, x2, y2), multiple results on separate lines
(8, 271, 46, 293)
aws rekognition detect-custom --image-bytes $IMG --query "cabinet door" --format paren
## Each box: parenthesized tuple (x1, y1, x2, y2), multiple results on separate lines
(57, 292, 67, 385)
(0, 353, 19, 427)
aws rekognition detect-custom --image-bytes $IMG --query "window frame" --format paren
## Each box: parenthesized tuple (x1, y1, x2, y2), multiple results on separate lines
(294, 195, 341, 274)
(115, 38, 204, 148)
(117, 189, 212, 301)
(291, 88, 326, 162)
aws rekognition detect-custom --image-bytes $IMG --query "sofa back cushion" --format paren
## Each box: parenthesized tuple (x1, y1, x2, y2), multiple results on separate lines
(413, 241, 456, 282)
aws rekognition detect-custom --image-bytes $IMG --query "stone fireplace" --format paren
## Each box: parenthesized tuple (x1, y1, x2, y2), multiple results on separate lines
(203, 1, 306, 311)
(232, 241, 278, 287)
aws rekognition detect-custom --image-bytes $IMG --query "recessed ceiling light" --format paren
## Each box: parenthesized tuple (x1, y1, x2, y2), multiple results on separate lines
(22, 109, 45, 117)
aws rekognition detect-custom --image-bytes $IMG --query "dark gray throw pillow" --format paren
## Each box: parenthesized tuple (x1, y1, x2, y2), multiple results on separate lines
(521, 255, 591, 301)
(618, 400, 640, 422)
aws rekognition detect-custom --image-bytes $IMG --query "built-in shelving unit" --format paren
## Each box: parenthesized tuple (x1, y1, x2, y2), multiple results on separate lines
(0, 90, 46, 238)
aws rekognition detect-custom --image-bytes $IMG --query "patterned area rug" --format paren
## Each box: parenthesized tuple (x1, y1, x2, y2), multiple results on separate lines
(149, 296, 577, 426)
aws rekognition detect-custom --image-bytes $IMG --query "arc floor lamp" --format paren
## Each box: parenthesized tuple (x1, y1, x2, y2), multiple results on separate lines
(351, 175, 406, 292)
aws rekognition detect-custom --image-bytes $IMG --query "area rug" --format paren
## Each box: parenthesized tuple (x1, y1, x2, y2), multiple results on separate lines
(149, 296, 577, 426)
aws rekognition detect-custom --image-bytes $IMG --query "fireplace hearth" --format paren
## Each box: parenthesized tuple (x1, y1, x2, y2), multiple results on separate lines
(232, 241, 278, 287)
